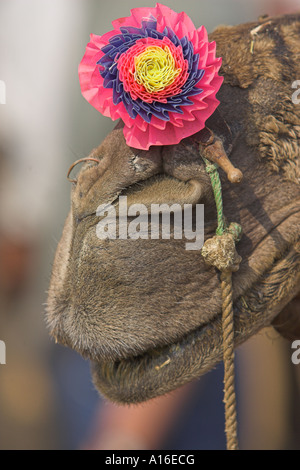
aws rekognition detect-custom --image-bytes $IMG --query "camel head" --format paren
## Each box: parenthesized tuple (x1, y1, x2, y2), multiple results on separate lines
(46, 12, 300, 404)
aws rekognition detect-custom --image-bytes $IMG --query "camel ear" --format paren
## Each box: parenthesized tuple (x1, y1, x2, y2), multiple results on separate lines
(272, 295, 300, 341)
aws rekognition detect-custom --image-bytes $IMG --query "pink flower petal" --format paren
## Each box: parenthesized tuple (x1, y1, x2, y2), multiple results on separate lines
(155, 4, 196, 36)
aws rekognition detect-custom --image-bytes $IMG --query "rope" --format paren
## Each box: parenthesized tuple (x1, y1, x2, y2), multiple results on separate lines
(221, 270, 239, 450)
(203, 160, 225, 235)
(201, 156, 241, 451)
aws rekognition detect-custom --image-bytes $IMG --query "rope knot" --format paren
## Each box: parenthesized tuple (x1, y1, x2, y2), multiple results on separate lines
(205, 161, 219, 175)
(201, 223, 242, 273)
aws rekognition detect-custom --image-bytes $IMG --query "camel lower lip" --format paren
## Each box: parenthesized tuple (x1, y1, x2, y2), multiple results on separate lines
(101, 316, 212, 372)
(91, 311, 223, 403)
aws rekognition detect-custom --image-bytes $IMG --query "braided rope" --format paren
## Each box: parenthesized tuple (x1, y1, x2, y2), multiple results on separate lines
(201, 156, 240, 451)
(221, 270, 239, 450)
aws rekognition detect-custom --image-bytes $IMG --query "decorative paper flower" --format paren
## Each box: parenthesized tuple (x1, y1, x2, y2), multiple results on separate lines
(79, 3, 223, 150)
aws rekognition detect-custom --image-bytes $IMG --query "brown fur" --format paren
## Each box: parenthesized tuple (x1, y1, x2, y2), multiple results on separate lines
(213, 15, 300, 183)
(46, 13, 300, 403)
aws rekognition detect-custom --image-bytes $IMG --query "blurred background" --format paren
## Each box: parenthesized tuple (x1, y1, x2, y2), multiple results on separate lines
(0, 0, 299, 450)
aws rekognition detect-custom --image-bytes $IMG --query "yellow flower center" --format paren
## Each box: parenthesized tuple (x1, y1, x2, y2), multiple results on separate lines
(134, 46, 181, 94)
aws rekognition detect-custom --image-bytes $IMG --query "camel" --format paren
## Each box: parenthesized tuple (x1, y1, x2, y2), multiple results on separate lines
(46, 12, 300, 406)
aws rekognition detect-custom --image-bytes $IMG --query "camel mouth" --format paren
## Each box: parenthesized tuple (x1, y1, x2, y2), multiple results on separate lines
(91, 309, 222, 402)
(91, 238, 300, 404)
